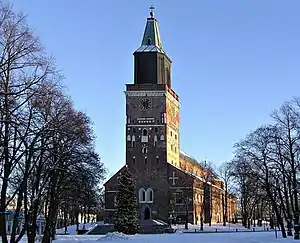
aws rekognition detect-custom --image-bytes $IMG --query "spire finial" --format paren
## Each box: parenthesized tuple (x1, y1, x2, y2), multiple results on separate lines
(150, 5, 155, 18)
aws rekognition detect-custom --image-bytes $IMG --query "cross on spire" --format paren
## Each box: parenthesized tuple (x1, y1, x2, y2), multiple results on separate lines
(169, 171, 179, 185)
(150, 5, 155, 18)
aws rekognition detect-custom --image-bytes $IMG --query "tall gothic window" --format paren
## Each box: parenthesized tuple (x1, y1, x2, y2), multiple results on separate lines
(132, 135, 136, 147)
(142, 129, 148, 142)
(154, 135, 157, 146)
(139, 188, 146, 203)
(146, 188, 154, 203)
(143, 129, 148, 136)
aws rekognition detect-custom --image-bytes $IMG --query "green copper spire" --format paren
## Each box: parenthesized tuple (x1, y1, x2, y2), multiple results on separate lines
(135, 6, 165, 53)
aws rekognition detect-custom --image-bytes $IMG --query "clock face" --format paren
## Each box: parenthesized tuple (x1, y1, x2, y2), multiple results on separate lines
(140, 98, 152, 110)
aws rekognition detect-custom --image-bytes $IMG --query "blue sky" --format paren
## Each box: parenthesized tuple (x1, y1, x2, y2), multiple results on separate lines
(12, 0, 300, 178)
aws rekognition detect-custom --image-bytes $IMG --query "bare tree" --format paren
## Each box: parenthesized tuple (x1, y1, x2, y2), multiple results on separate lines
(0, 3, 106, 243)
(0, 3, 59, 242)
(217, 162, 233, 226)
(271, 101, 300, 239)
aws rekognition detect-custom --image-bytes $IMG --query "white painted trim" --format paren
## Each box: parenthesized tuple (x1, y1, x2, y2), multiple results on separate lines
(124, 91, 165, 97)
(170, 187, 191, 189)
(124, 90, 180, 105)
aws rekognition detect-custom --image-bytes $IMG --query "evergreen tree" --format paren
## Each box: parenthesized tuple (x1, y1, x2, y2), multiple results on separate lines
(114, 166, 139, 234)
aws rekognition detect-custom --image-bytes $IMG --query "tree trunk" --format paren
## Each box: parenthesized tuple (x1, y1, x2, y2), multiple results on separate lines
(64, 208, 68, 234)
(0, 101, 11, 243)
(10, 188, 23, 243)
(42, 170, 59, 243)
(222, 194, 226, 226)
(200, 216, 204, 231)
(185, 207, 189, 230)
(278, 216, 287, 238)
(76, 210, 79, 231)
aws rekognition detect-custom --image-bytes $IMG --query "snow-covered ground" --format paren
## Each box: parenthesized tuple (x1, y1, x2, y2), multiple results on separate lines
(56, 222, 101, 235)
(56, 221, 271, 235)
(173, 222, 270, 232)
(53, 232, 294, 243)
(10, 222, 290, 243)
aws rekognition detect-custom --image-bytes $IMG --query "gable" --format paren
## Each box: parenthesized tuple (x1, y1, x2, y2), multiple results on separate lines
(104, 165, 126, 190)
(167, 163, 195, 187)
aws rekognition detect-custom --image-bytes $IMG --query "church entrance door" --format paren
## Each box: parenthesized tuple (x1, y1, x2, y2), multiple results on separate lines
(144, 207, 151, 220)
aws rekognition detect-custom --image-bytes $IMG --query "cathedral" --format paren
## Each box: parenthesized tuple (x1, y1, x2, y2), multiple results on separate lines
(104, 7, 237, 225)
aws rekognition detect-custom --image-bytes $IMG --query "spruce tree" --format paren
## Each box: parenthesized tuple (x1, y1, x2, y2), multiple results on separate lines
(114, 166, 139, 234)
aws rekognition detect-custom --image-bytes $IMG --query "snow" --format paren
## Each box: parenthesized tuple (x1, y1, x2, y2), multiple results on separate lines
(152, 220, 165, 225)
(97, 232, 130, 241)
(180, 150, 196, 160)
(10, 223, 294, 243)
(52, 232, 294, 243)
(172, 222, 270, 233)
(56, 222, 103, 235)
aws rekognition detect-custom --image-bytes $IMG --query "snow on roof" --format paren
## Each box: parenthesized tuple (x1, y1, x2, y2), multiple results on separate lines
(180, 150, 196, 160)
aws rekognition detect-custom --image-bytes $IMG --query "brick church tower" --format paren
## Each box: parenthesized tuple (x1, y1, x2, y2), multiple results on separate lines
(104, 7, 236, 225)
(125, 6, 180, 220)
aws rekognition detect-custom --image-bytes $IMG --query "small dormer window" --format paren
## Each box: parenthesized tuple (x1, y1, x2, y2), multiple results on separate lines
(147, 38, 151, 45)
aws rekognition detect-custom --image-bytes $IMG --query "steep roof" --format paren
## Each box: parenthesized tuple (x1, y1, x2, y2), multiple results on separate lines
(179, 150, 204, 169)
(135, 6, 165, 54)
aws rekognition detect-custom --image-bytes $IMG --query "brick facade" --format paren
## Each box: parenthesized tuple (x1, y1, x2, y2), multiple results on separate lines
(103, 8, 237, 225)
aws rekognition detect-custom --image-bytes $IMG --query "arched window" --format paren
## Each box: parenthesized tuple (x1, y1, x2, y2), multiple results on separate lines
(147, 38, 151, 45)
(142, 147, 148, 154)
(156, 156, 159, 164)
(132, 156, 136, 164)
(132, 135, 136, 147)
(127, 135, 131, 141)
(154, 135, 157, 146)
(142, 129, 148, 142)
(160, 135, 164, 141)
(143, 129, 148, 136)
(139, 188, 146, 203)
(145, 157, 148, 164)
(146, 188, 154, 203)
